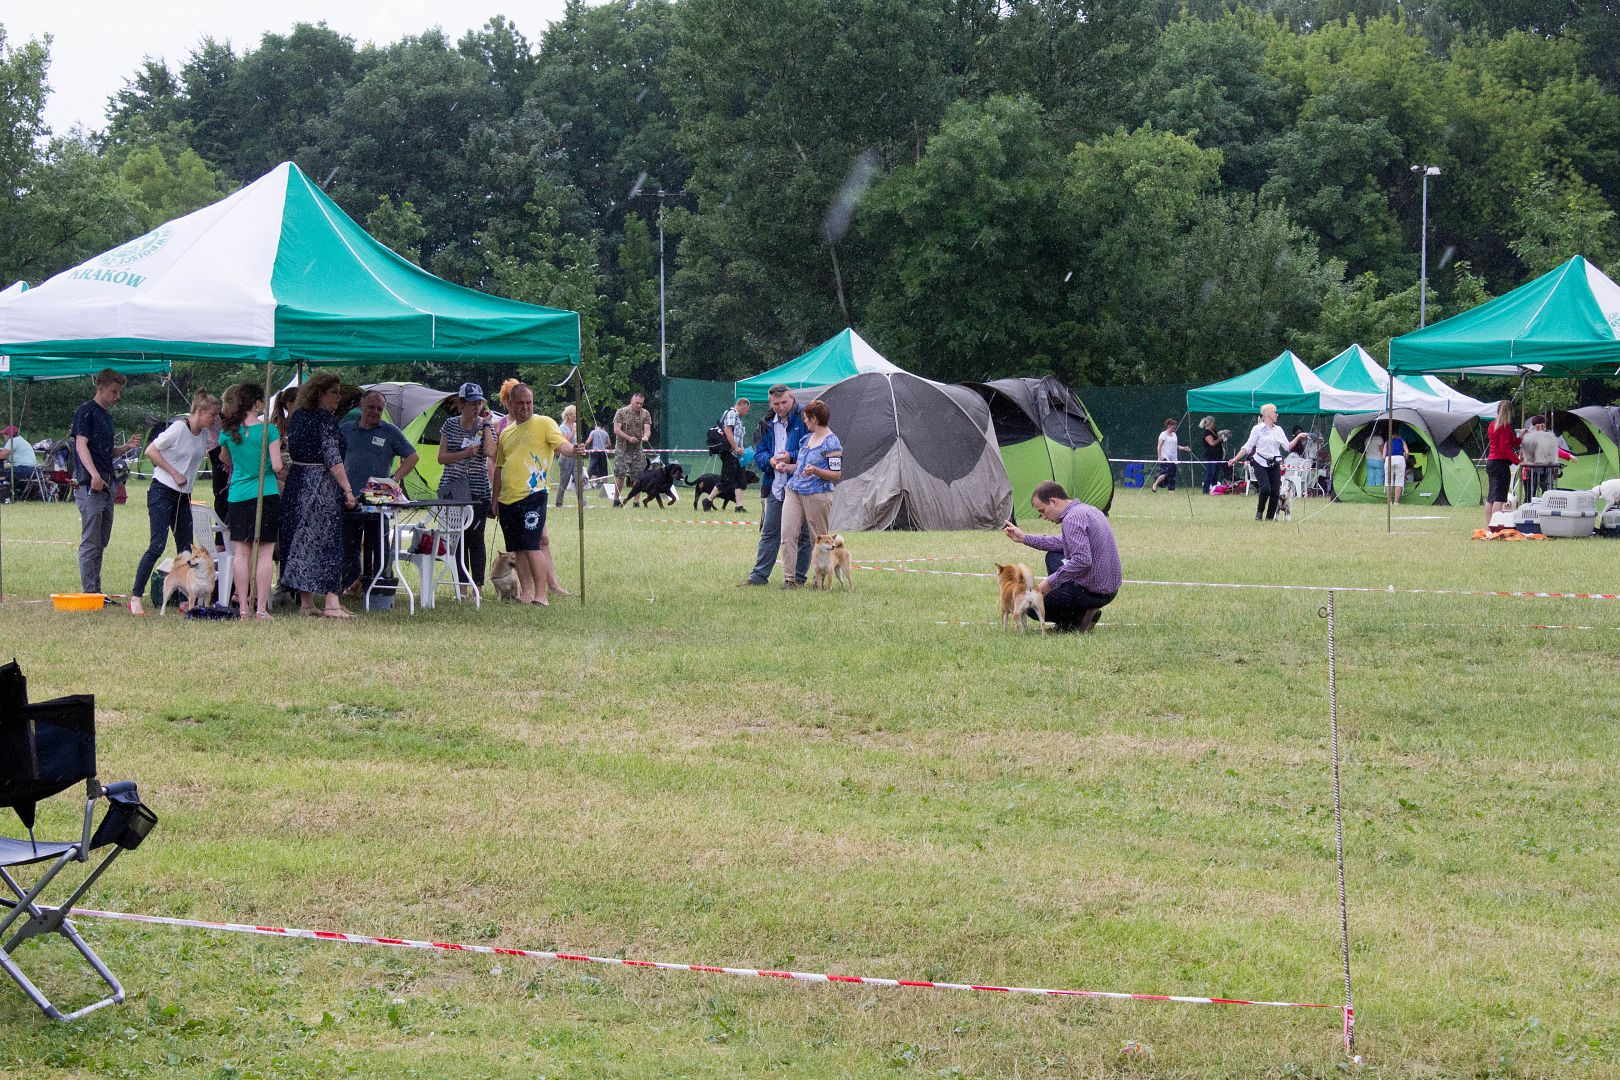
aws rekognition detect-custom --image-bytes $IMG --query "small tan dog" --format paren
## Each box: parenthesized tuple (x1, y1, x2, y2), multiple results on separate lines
(489, 551, 520, 601)
(994, 562, 1045, 634)
(811, 533, 853, 590)
(159, 544, 216, 614)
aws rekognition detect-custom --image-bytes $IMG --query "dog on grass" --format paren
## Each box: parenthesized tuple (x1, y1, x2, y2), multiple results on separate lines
(692, 469, 759, 512)
(994, 562, 1045, 635)
(622, 462, 686, 508)
(810, 533, 852, 590)
(159, 544, 216, 614)
(1592, 479, 1620, 509)
(1276, 485, 1293, 521)
(489, 551, 520, 601)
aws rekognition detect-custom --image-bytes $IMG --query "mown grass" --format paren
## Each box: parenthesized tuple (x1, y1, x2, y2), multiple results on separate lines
(0, 482, 1615, 1078)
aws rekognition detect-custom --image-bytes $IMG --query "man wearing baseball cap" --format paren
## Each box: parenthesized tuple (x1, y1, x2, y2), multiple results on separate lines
(0, 424, 38, 500)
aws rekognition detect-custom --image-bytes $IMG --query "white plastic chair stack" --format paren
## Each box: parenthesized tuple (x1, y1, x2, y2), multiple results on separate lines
(188, 503, 233, 605)
(399, 505, 479, 610)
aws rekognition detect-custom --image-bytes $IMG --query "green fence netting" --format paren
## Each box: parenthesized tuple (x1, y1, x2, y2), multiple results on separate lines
(659, 375, 738, 481)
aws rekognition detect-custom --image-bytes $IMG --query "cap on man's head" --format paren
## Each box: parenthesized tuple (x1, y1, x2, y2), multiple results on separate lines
(457, 381, 485, 402)
(1, 425, 17, 437)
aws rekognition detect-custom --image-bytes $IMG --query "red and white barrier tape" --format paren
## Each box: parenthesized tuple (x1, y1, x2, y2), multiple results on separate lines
(643, 517, 757, 527)
(857, 563, 1620, 601)
(70, 908, 1347, 1021)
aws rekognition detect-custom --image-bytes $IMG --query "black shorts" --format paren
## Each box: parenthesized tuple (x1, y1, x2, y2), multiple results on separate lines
(226, 494, 280, 542)
(1486, 458, 1512, 503)
(1158, 462, 1177, 484)
(498, 493, 547, 552)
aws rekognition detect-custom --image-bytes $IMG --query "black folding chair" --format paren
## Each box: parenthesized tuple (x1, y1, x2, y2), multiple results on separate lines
(0, 661, 156, 1021)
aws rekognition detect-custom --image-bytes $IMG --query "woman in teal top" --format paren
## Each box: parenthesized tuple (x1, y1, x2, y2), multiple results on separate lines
(775, 398, 843, 588)
(218, 382, 286, 619)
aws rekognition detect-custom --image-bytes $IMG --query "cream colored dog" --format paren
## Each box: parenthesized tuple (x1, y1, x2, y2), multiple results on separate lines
(159, 544, 216, 614)
(489, 551, 520, 601)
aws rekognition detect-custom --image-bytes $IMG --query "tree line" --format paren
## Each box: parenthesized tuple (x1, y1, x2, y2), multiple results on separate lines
(2, 0, 1617, 409)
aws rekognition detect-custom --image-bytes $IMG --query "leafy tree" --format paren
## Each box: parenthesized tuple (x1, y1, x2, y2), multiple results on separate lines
(1133, 11, 1286, 191)
(365, 195, 427, 266)
(1289, 272, 1420, 361)
(1510, 172, 1618, 275)
(858, 96, 1071, 382)
(458, 16, 539, 112)
(177, 37, 240, 171)
(103, 58, 184, 146)
(0, 27, 52, 282)
(529, 0, 686, 237)
(119, 142, 227, 229)
(219, 23, 366, 181)
(1261, 113, 1405, 276)
(668, 0, 965, 371)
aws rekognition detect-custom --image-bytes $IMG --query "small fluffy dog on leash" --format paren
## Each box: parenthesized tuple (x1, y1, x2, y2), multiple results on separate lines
(994, 562, 1045, 635)
(159, 544, 216, 614)
(811, 534, 853, 590)
(1276, 486, 1293, 521)
(489, 551, 520, 601)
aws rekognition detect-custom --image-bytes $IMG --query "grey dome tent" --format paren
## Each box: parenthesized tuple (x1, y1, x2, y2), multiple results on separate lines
(813, 371, 1013, 531)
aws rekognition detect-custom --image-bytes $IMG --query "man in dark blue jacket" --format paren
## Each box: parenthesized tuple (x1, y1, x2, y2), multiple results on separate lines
(742, 385, 811, 586)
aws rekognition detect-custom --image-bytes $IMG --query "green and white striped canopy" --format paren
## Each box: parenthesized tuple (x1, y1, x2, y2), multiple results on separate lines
(0, 162, 579, 367)
(1389, 256, 1620, 376)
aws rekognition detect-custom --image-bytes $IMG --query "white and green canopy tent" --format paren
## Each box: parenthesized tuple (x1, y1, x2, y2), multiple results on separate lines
(1313, 343, 1496, 417)
(0, 161, 580, 367)
(0, 161, 585, 598)
(1187, 350, 1386, 416)
(1388, 256, 1620, 377)
(734, 328, 901, 403)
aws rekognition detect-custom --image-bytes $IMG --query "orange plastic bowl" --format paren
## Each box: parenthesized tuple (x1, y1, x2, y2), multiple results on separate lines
(50, 593, 105, 611)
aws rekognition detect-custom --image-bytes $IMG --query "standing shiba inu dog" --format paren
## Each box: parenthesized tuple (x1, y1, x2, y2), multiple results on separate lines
(994, 562, 1045, 634)
(489, 551, 520, 601)
(160, 544, 216, 614)
(811, 534, 852, 590)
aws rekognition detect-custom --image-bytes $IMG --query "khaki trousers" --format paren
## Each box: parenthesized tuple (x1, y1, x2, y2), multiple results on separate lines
(779, 490, 832, 584)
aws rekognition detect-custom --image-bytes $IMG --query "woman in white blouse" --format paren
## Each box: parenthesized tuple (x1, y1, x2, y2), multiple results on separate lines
(1228, 403, 1308, 521)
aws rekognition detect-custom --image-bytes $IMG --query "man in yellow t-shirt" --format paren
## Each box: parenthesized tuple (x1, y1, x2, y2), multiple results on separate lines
(492, 382, 583, 605)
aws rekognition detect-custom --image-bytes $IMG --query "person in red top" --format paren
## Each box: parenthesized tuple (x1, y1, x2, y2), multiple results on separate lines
(1484, 399, 1520, 525)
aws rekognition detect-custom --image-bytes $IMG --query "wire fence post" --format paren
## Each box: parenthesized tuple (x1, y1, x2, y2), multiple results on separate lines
(1322, 589, 1356, 1055)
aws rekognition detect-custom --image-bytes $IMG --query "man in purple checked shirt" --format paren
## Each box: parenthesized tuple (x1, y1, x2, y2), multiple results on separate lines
(1002, 480, 1122, 633)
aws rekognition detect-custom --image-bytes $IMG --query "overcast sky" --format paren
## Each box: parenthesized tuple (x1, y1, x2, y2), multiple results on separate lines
(5, 2, 574, 136)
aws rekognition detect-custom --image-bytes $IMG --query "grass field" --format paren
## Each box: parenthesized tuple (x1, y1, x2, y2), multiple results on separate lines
(0, 482, 1615, 1078)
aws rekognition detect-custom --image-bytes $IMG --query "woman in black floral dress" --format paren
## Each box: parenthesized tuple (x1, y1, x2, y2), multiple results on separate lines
(279, 372, 359, 617)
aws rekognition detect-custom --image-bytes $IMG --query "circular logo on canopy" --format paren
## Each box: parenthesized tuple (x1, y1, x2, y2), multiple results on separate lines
(97, 224, 174, 268)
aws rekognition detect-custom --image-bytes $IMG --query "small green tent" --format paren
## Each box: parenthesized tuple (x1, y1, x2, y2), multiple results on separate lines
(734, 328, 900, 402)
(1188, 351, 1384, 415)
(967, 376, 1113, 515)
(1388, 256, 1620, 376)
(1329, 409, 1482, 506)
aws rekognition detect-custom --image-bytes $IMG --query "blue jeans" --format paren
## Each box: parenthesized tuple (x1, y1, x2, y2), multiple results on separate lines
(132, 482, 196, 597)
(749, 489, 809, 584)
(1202, 460, 1224, 492)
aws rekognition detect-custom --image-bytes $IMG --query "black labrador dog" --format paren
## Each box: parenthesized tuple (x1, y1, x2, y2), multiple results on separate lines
(622, 462, 686, 508)
(692, 469, 759, 512)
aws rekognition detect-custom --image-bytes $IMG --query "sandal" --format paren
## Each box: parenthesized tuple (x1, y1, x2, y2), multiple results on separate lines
(320, 608, 354, 619)
(253, 611, 274, 621)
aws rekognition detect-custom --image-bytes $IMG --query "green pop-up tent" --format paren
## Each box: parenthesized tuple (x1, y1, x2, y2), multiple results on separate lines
(1329, 408, 1483, 506)
(1388, 256, 1620, 376)
(1188, 351, 1384, 415)
(0, 161, 580, 367)
(967, 376, 1113, 515)
(734, 328, 900, 402)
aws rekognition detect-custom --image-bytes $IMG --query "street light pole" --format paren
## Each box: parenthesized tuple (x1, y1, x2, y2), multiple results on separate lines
(657, 193, 666, 377)
(1411, 165, 1441, 328)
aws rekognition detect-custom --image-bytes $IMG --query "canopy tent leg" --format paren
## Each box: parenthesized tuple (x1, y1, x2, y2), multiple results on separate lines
(247, 358, 277, 618)
(1384, 379, 1394, 534)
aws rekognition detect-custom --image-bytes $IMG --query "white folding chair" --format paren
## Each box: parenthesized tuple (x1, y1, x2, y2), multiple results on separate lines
(189, 503, 233, 606)
(397, 504, 479, 610)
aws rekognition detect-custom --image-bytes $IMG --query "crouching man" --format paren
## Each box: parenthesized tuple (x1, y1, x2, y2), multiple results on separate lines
(1002, 480, 1121, 633)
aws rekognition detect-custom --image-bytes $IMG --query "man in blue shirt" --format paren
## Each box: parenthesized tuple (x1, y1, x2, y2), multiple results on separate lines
(340, 389, 419, 591)
(70, 370, 141, 594)
(742, 385, 810, 586)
